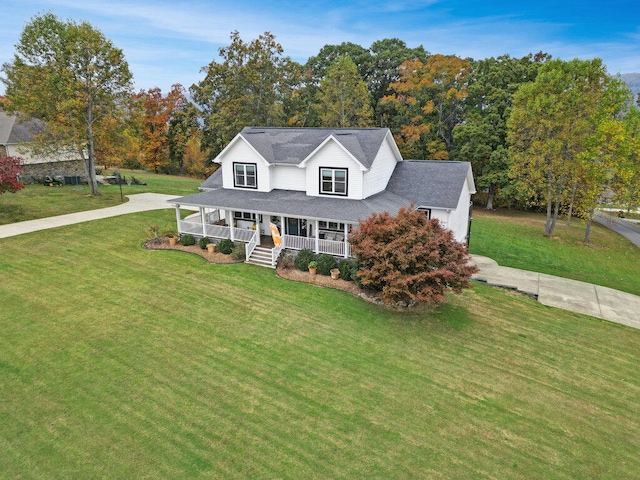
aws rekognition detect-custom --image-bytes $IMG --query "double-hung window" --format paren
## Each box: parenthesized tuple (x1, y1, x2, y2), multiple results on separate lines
(234, 163, 257, 189)
(320, 168, 347, 196)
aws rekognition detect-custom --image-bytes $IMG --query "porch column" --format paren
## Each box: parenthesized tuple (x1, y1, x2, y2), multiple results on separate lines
(280, 216, 285, 248)
(175, 205, 181, 234)
(200, 207, 207, 238)
(226, 210, 234, 241)
(315, 220, 319, 254)
(343, 223, 349, 257)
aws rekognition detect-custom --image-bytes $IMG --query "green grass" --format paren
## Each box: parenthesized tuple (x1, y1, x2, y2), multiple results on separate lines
(1, 210, 639, 478)
(469, 209, 640, 296)
(0, 169, 201, 225)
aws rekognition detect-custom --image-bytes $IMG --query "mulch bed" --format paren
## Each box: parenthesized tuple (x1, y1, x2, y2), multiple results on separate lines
(144, 237, 241, 264)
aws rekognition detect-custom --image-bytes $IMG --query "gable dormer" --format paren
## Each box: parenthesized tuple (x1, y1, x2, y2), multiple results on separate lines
(215, 134, 272, 192)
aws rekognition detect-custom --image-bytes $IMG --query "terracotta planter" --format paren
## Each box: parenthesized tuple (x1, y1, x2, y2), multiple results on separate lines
(168, 237, 177, 246)
(330, 268, 340, 280)
(308, 267, 317, 275)
(207, 243, 216, 253)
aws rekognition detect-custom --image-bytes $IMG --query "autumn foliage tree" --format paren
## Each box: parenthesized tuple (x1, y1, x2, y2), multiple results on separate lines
(383, 54, 471, 159)
(349, 206, 477, 305)
(0, 156, 25, 195)
(1, 13, 133, 195)
(135, 84, 187, 172)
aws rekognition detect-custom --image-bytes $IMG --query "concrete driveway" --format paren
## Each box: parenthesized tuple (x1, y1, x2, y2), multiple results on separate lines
(471, 255, 640, 330)
(0, 193, 179, 239)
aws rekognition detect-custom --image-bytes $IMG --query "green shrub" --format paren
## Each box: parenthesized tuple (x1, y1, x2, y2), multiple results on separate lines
(294, 249, 317, 271)
(338, 258, 359, 282)
(232, 244, 246, 261)
(181, 234, 195, 246)
(316, 254, 337, 276)
(199, 237, 211, 249)
(218, 238, 235, 254)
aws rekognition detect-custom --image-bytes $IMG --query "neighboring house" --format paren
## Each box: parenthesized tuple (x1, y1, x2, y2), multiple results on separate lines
(0, 112, 84, 183)
(170, 127, 475, 267)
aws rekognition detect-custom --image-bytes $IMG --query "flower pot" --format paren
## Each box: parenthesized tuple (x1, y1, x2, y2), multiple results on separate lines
(207, 243, 216, 253)
(308, 267, 317, 275)
(169, 237, 177, 246)
(330, 268, 340, 280)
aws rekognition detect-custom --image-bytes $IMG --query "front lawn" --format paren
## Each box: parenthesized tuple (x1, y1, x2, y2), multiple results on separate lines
(0, 169, 201, 225)
(469, 209, 640, 296)
(1, 210, 639, 478)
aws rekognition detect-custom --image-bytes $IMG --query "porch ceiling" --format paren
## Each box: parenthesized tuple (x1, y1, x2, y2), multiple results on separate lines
(169, 188, 410, 223)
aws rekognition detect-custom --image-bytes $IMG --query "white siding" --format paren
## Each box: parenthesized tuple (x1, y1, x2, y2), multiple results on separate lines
(7, 143, 78, 165)
(219, 140, 271, 191)
(431, 210, 450, 231)
(448, 180, 472, 242)
(270, 165, 306, 191)
(362, 137, 399, 198)
(304, 140, 364, 199)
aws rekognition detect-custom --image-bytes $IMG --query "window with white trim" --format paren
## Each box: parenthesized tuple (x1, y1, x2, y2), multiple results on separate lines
(320, 167, 347, 196)
(234, 163, 257, 189)
(418, 207, 432, 219)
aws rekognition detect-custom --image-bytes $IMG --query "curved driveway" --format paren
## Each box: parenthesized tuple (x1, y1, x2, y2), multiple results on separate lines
(594, 211, 640, 248)
(0, 193, 179, 239)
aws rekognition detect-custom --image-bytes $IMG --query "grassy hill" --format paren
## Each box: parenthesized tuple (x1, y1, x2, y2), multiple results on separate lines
(1, 210, 639, 478)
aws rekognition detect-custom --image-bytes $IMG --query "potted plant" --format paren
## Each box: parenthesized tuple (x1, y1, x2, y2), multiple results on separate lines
(207, 242, 216, 253)
(162, 229, 178, 246)
(330, 268, 340, 280)
(308, 260, 318, 275)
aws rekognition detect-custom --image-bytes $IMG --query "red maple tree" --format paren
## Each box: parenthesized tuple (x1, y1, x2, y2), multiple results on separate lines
(349, 206, 477, 305)
(0, 156, 25, 195)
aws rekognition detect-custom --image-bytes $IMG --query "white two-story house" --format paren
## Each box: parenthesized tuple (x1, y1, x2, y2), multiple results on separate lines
(170, 127, 475, 267)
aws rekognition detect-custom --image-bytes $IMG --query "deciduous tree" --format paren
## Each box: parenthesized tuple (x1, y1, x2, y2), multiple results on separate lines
(1, 13, 133, 195)
(453, 54, 547, 209)
(314, 56, 373, 127)
(191, 31, 302, 157)
(349, 206, 477, 305)
(508, 58, 628, 237)
(0, 156, 24, 195)
(135, 84, 187, 173)
(383, 54, 471, 159)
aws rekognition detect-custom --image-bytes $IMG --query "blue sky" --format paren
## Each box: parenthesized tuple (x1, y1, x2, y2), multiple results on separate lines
(2, 0, 639, 95)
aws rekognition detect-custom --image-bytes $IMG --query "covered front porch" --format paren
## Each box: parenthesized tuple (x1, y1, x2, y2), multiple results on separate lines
(174, 205, 353, 266)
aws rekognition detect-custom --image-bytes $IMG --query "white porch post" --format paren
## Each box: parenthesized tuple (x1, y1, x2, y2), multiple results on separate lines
(280, 216, 285, 248)
(343, 223, 349, 257)
(200, 207, 206, 238)
(315, 220, 319, 254)
(226, 210, 234, 241)
(175, 205, 181, 234)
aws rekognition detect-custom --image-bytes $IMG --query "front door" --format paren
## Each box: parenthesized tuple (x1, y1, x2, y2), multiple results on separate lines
(287, 217, 299, 236)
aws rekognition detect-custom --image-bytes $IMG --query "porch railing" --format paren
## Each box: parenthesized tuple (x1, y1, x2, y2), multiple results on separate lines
(272, 244, 283, 267)
(179, 220, 257, 243)
(245, 230, 258, 261)
(283, 234, 351, 257)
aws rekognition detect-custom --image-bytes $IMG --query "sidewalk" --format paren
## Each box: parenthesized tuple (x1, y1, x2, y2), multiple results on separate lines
(0, 193, 179, 239)
(471, 255, 640, 330)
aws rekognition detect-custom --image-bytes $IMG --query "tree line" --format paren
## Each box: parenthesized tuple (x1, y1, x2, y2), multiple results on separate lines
(2, 14, 639, 241)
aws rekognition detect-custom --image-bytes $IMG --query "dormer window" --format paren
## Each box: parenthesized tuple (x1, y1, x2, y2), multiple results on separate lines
(320, 167, 347, 196)
(234, 163, 257, 189)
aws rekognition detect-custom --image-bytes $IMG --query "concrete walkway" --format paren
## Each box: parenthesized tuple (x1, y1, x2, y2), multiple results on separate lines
(0, 193, 179, 239)
(471, 255, 640, 330)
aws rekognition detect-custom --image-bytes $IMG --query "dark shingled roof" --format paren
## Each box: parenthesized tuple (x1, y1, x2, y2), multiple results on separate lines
(0, 112, 44, 144)
(386, 160, 472, 209)
(236, 127, 390, 168)
(174, 160, 472, 222)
